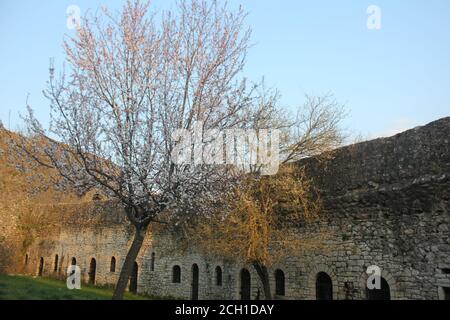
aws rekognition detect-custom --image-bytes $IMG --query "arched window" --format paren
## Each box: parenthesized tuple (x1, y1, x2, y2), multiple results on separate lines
(366, 277, 391, 300)
(172, 265, 181, 283)
(38, 257, 44, 276)
(54, 254, 59, 272)
(151, 252, 155, 271)
(24, 254, 29, 265)
(275, 269, 285, 296)
(316, 272, 333, 300)
(71, 257, 76, 266)
(110, 257, 116, 272)
(215, 266, 222, 286)
(240, 268, 251, 300)
(191, 264, 199, 300)
(89, 258, 96, 284)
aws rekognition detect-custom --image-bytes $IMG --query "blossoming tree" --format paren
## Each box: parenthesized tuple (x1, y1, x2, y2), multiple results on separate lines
(12, 0, 255, 299)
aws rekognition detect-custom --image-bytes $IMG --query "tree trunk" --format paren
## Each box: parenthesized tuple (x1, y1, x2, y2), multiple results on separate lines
(112, 224, 148, 300)
(252, 261, 272, 300)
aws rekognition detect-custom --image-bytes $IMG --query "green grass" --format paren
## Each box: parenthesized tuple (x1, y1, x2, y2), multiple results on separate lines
(0, 274, 151, 300)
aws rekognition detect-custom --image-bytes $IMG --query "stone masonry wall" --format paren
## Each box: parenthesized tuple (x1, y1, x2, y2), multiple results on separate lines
(23, 118, 450, 300)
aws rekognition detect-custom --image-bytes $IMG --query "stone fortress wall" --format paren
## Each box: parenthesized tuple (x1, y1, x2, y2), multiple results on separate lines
(23, 118, 450, 300)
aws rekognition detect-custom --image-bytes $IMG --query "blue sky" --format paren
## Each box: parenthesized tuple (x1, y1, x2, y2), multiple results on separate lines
(0, 0, 449, 139)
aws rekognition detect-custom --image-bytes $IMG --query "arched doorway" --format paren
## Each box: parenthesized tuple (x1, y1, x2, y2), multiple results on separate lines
(54, 254, 59, 272)
(38, 257, 44, 276)
(191, 264, 199, 300)
(88, 258, 96, 284)
(172, 265, 181, 283)
(129, 262, 138, 293)
(275, 269, 285, 296)
(151, 252, 155, 271)
(215, 266, 222, 286)
(110, 257, 116, 272)
(240, 268, 251, 300)
(366, 277, 391, 300)
(316, 272, 333, 300)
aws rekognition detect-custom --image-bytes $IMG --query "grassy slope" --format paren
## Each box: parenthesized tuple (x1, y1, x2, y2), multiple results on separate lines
(0, 274, 150, 300)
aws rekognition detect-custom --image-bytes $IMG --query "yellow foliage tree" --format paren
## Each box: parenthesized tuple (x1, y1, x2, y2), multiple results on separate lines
(186, 164, 330, 299)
